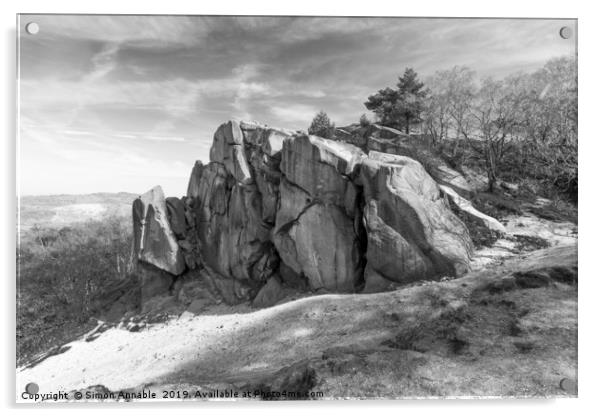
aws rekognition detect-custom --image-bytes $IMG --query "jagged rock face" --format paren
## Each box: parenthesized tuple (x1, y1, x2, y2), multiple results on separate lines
(366, 137, 474, 197)
(165, 197, 186, 239)
(189, 162, 276, 284)
(336, 123, 475, 197)
(334, 124, 404, 150)
(273, 135, 366, 291)
(132, 119, 477, 304)
(252, 276, 286, 308)
(132, 186, 185, 276)
(174, 267, 254, 308)
(274, 201, 362, 292)
(357, 152, 473, 292)
(428, 165, 474, 198)
(186, 161, 204, 198)
(137, 262, 175, 304)
(209, 120, 253, 184)
(440, 185, 506, 233)
(280, 135, 365, 202)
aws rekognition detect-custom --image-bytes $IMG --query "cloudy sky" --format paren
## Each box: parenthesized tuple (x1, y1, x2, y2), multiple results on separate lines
(18, 15, 576, 196)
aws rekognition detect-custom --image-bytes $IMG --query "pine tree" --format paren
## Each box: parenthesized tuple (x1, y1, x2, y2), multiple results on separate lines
(364, 68, 427, 134)
(308, 110, 336, 139)
(359, 113, 371, 127)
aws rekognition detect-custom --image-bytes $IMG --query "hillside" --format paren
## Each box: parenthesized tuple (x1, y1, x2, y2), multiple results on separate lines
(16, 243, 577, 400)
(16, 120, 578, 401)
(19, 192, 138, 231)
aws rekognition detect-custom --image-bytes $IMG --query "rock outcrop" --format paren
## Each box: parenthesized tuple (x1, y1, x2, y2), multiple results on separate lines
(440, 185, 506, 233)
(358, 152, 473, 292)
(335, 124, 475, 198)
(131, 119, 481, 307)
(275, 135, 366, 292)
(132, 186, 185, 276)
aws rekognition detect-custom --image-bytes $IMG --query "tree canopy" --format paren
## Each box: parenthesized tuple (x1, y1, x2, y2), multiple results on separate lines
(362, 57, 576, 197)
(308, 110, 336, 139)
(364, 68, 428, 134)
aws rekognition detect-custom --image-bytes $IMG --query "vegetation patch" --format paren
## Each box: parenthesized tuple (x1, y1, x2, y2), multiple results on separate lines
(513, 234, 551, 252)
(17, 215, 133, 365)
(449, 202, 503, 249)
(528, 202, 578, 224)
(473, 192, 522, 218)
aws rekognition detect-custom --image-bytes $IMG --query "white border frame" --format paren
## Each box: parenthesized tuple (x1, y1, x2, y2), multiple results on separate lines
(2, 1, 597, 416)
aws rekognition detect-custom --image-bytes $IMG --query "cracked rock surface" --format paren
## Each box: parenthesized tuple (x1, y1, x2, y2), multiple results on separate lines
(132, 120, 475, 305)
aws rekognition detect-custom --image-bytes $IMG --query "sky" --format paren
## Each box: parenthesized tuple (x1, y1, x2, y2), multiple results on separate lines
(17, 15, 576, 196)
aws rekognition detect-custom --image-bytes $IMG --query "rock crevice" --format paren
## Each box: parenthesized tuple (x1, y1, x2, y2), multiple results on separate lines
(132, 119, 477, 306)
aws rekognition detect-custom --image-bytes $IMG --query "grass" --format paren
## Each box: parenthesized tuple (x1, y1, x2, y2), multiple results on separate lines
(17, 215, 133, 366)
(17, 245, 577, 399)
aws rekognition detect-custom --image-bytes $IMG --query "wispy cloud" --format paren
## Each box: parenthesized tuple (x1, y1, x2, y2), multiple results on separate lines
(18, 15, 576, 195)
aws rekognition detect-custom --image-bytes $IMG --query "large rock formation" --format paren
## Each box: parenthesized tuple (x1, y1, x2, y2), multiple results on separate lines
(358, 152, 473, 292)
(275, 135, 366, 291)
(132, 186, 185, 276)
(131, 119, 479, 307)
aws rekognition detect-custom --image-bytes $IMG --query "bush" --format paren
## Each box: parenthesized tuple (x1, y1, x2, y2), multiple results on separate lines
(308, 110, 336, 139)
(17, 215, 133, 364)
(359, 114, 371, 127)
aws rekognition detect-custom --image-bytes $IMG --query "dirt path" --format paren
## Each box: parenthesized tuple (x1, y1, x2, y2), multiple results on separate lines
(17, 242, 577, 400)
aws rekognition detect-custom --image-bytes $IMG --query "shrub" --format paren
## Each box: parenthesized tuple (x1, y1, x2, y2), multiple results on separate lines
(308, 110, 336, 139)
(359, 113, 371, 127)
(17, 215, 133, 363)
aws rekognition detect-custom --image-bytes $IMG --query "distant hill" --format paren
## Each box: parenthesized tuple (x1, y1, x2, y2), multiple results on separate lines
(19, 192, 138, 230)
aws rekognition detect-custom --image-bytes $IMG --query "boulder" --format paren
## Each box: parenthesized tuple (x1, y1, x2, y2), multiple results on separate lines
(186, 299, 213, 315)
(252, 276, 287, 308)
(137, 262, 175, 304)
(334, 124, 404, 150)
(429, 165, 474, 198)
(358, 151, 473, 291)
(369, 124, 403, 139)
(254, 172, 279, 224)
(278, 262, 308, 290)
(210, 120, 253, 184)
(274, 203, 362, 292)
(175, 271, 218, 306)
(199, 267, 254, 305)
(186, 161, 204, 198)
(366, 136, 404, 155)
(366, 136, 475, 197)
(440, 185, 506, 233)
(165, 197, 186, 240)
(242, 122, 292, 157)
(132, 186, 185, 276)
(191, 162, 274, 282)
(240, 122, 292, 226)
(362, 264, 398, 293)
(274, 179, 312, 232)
(280, 135, 365, 206)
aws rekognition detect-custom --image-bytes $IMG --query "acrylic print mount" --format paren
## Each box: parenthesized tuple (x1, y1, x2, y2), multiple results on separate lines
(16, 14, 577, 402)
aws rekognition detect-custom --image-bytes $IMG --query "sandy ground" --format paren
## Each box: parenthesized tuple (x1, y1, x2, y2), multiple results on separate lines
(17, 237, 577, 401)
(471, 213, 577, 270)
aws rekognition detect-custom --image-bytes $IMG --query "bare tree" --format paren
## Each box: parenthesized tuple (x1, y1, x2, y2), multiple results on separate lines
(517, 57, 577, 195)
(468, 76, 526, 191)
(423, 66, 477, 152)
